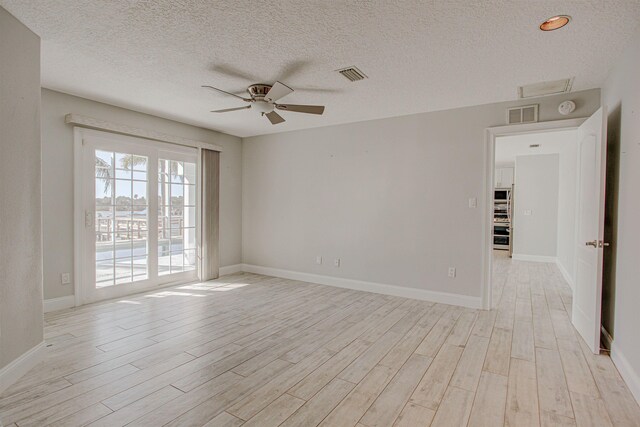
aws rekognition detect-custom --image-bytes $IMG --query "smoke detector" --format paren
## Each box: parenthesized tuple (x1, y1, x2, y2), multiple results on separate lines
(558, 100, 576, 115)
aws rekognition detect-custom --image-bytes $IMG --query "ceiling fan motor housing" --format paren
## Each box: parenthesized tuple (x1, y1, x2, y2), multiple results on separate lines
(247, 84, 273, 99)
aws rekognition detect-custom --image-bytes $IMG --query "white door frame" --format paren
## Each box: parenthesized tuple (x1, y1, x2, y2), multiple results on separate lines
(481, 118, 587, 310)
(73, 127, 201, 306)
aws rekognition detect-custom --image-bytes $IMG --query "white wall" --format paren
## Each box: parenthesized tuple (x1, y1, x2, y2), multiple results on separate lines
(242, 89, 600, 305)
(512, 154, 559, 259)
(556, 136, 578, 286)
(41, 89, 243, 300)
(0, 7, 44, 371)
(602, 29, 640, 403)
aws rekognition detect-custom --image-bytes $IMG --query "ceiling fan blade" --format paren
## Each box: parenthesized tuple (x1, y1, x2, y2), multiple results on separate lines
(278, 60, 311, 82)
(295, 87, 342, 94)
(202, 85, 251, 102)
(210, 105, 251, 113)
(265, 111, 285, 125)
(211, 64, 258, 82)
(275, 104, 325, 115)
(265, 81, 293, 103)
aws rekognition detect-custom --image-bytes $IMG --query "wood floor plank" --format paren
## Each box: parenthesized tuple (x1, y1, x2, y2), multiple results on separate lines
(242, 393, 306, 427)
(429, 386, 474, 427)
(288, 339, 370, 400)
(280, 378, 355, 427)
(319, 365, 396, 427)
(468, 371, 508, 427)
(163, 358, 293, 426)
(126, 370, 242, 427)
(557, 339, 599, 398)
(410, 344, 464, 410)
(450, 334, 490, 391)
(414, 313, 460, 358)
(52, 403, 113, 427)
(88, 385, 183, 426)
(511, 320, 535, 362)
(392, 403, 435, 427)
(360, 354, 432, 427)
(227, 348, 334, 420)
(570, 392, 614, 427)
(505, 358, 539, 427)
(1, 265, 637, 427)
(483, 327, 512, 376)
(536, 347, 574, 420)
(202, 411, 244, 427)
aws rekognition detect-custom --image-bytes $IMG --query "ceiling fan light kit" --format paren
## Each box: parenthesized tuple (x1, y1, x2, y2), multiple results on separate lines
(204, 81, 326, 125)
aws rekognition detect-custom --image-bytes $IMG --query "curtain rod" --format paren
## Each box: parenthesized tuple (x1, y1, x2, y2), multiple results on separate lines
(65, 113, 223, 152)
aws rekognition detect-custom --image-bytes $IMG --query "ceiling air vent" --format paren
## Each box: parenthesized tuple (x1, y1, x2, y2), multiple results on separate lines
(336, 66, 367, 82)
(507, 104, 539, 124)
(518, 78, 573, 98)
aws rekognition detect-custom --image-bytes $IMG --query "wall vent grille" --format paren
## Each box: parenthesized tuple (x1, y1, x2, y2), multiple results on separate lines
(336, 66, 367, 82)
(518, 78, 573, 98)
(507, 104, 539, 124)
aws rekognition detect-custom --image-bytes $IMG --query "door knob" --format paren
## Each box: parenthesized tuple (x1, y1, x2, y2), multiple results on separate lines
(585, 240, 598, 247)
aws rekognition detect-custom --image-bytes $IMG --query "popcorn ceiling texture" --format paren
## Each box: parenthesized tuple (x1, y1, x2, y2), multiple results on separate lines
(1, 0, 639, 137)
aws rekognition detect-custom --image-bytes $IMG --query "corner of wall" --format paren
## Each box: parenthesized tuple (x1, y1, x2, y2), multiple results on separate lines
(556, 259, 575, 290)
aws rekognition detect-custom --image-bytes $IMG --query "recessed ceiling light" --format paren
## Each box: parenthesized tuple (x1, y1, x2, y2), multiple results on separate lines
(540, 15, 571, 31)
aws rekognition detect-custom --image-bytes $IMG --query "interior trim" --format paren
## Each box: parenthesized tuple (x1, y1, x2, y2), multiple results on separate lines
(240, 264, 482, 309)
(611, 341, 640, 405)
(556, 259, 575, 290)
(65, 113, 223, 151)
(482, 117, 588, 310)
(511, 254, 558, 263)
(0, 342, 46, 395)
(43, 295, 76, 313)
(219, 264, 243, 276)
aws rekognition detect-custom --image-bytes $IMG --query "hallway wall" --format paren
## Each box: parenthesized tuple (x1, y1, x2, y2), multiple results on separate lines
(602, 28, 640, 403)
(0, 6, 44, 385)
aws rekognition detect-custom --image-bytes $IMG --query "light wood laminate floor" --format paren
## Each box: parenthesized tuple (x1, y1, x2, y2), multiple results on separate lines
(1, 253, 639, 426)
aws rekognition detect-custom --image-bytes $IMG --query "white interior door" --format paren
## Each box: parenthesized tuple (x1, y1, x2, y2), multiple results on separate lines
(573, 107, 608, 353)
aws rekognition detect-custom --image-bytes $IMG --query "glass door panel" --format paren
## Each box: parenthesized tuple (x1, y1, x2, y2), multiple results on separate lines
(158, 158, 198, 276)
(82, 130, 199, 304)
(94, 150, 149, 288)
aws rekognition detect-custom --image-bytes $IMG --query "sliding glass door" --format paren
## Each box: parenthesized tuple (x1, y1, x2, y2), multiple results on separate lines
(81, 130, 198, 303)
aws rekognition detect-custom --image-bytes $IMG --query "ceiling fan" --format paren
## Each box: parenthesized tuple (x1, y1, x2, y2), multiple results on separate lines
(203, 81, 325, 125)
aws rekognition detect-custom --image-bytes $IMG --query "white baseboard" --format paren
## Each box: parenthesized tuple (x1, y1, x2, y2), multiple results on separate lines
(0, 341, 46, 395)
(43, 295, 76, 313)
(240, 264, 482, 309)
(219, 264, 243, 276)
(556, 260, 575, 290)
(610, 342, 640, 405)
(512, 254, 557, 263)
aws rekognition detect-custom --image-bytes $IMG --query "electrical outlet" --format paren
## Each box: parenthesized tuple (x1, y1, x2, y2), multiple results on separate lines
(334, 258, 340, 267)
(61, 272, 71, 285)
(316, 256, 323, 265)
(524, 209, 532, 216)
(448, 267, 456, 278)
(468, 197, 477, 208)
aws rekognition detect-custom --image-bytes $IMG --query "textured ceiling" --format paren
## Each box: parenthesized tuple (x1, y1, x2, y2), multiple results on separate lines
(2, 1, 639, 137)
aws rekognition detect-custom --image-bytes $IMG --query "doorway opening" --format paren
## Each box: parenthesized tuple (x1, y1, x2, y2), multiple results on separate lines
(483, 111, 608, 354)
(75, 128, 200, 305)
